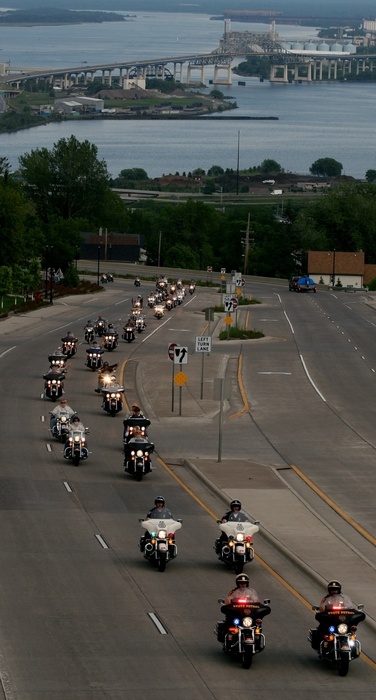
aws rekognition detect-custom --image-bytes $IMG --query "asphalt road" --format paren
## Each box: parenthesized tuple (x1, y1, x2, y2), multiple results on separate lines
(0, 277, 374, 699)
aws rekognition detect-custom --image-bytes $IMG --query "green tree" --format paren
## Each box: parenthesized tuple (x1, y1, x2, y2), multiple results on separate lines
(113, 168, 149, 184)
(207, 165, 224, 176)
(0, 266, 13, 304)
(0, 179, 40, 267)
(18, 135, 111, 224)
(365, 169, 376, 182)
(260, 159, 282, 174)
(309, 157, 343, 177)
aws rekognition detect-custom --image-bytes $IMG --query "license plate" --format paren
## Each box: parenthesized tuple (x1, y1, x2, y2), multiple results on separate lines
(158, 543, 168, 552)
(236, 546, 245, 554)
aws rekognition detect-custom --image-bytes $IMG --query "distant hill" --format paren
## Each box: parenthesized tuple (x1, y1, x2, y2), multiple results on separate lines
(3, 1, 376, 20)
(0, 7, 128, 23)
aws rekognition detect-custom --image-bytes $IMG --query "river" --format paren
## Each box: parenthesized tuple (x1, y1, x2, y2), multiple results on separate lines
(0, 11, 374, 179)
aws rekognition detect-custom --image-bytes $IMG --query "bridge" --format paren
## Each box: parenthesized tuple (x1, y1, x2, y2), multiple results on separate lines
(2, 22, 375, 88)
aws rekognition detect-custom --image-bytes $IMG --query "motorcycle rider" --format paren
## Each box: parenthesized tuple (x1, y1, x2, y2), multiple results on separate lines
(310, 581, 361, 650)
(225, 574, 260, 605)
(64, 415, 87, 454)
(95, 361, 119, 392)
(140, 497, 173, 552)
(49, 398, 75, 430)
(216, 499, 249, 553)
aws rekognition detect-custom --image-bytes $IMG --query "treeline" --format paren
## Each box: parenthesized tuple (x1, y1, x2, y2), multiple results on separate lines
(2, 136, 376, 299)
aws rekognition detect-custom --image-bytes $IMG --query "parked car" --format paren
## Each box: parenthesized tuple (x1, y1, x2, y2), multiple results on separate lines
(289, 275, 317, 293)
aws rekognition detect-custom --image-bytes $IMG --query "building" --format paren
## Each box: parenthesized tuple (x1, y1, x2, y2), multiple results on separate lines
(308, 250, 366, 287)
(80, 231, 145, 264)
(54, 95, 104, 114)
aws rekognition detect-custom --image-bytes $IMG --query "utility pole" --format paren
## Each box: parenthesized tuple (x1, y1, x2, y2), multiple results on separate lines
(243, 212, 250, 275)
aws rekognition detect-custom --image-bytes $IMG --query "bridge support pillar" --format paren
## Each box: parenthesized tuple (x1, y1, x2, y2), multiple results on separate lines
(213, 63, 232, 85)
(173, 62, 183, 82)
(186, 63, 205, 85)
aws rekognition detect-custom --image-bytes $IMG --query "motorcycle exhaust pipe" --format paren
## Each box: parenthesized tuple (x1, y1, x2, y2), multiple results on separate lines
(145, 543, 154, 553)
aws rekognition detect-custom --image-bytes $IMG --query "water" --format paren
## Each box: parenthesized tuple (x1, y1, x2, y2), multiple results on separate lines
(0, 12, 374, 179)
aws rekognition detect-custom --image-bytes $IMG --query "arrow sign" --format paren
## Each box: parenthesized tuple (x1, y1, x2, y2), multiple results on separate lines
(224, 296, 238, 312)
(174, 346, 188, 364)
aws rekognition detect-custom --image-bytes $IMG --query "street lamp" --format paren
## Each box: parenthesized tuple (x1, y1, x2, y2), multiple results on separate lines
(97, 245, 101, 286)
(236, 130, 241, 196)
(332, 248, 336, 286)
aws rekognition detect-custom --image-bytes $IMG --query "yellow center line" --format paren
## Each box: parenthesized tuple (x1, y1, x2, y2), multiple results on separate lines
(156, 455, 376, 670)
(291, 464, 376, 547)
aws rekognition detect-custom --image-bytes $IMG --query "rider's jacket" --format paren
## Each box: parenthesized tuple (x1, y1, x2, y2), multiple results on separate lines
(51, 404, 75, 418)
(146, 507, 173, 519)
(222, 510, 249, 523)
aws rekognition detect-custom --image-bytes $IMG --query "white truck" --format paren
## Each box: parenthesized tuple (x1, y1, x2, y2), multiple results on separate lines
(270, 189, 283, 195)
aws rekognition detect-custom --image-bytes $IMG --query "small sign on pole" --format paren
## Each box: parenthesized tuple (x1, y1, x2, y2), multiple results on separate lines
(174, 346, 188, 364)
(195, 336, 212, 353)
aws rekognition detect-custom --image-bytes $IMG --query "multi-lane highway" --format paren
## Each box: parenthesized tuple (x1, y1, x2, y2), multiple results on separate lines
(0, 276, 374, 698)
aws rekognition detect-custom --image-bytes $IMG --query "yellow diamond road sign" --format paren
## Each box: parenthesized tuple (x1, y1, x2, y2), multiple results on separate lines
(174, 371, 188, 386)
(225, 315, 233, 325)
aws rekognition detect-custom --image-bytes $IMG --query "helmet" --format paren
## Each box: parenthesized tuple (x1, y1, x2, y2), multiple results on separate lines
(328, 580, 342, 595)
(155, 496, 165, 506)
(72, 416, 80, 422)
(236, 574, 249, 587)
(87, 320, 91, 324)
(230, 499, 242, 510)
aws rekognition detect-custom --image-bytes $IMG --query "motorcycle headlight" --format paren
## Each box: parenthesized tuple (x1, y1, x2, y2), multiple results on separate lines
(158, 530, 167, 538)
(136, 450, 143, 457)
(236, 533, 245, 542)
(116, 393, 121, 399)
(110, 393, 116, 398)
(337, 624, 348, 634)
(242, 617, 253, 628)
(61, 417, 67, 423)
(52, 380, 57, 385)
(74, 436, 80, 443)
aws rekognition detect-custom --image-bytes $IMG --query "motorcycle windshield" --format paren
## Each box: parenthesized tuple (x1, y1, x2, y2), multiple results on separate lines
(220, 522, 259, 538)
(141, 519, 182, 535)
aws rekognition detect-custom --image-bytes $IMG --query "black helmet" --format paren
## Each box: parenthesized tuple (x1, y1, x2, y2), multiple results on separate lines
(231, 499, 242, 510)
(236, 574, 249, 587)
(328, 580, 342, 595)
(155, 496, 165, 506)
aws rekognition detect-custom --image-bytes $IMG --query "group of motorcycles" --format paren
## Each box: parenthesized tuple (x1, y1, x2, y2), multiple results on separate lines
(44, 333, 89, 466)
(84, 317, 125, 417)
(146, 276, 194, 319)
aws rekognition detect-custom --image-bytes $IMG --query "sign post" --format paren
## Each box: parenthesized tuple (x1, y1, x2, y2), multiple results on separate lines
(168, 343, 178, 412)
(196, 336, 212, 399)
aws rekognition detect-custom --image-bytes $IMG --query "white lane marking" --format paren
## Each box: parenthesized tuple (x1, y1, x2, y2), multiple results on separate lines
(141, 314, 172, 342)
(168, 328, 190, 331)
(115, 298, 130, 306)
(283, 310, 294, 334)
(40, 393, 44, 399)
(148, 612, 168, 634)
(300, 354, 326, 402)
(0, 346, 16, 358)
(258, 372, 292, 375)
(259, 318, 279, 321)
(46, 444, 52, 452)
(95, 534, 109, 549)
(41, 415, 45, 422)
(63, 481, 72, 493)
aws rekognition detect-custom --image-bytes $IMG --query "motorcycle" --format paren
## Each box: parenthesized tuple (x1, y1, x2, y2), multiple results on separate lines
(62, 339, 77, 358)
(215, 598, 271, 669)
(147, 293, 156, 307)
(50, 410, 73, 442)
(189, 283, 196, 294)
(84, 325, 95, 344)
(63, 428, 89, 466)
(95, 320, 107, 337)
(308, 604, 365, 676)
(48, 351, 67, 371)
(86, 349, 104, 370)
(124, 439, 154, 480)
(215, 521, 259, 574)
(122, 325, 135, 343)
(135, 316, 146, 333)
(44, 371, 64, 401)
(154, 304, 165, 319)
(100, 274, 108, 283)
(139, 518, 182, 570)
(123, 416, 151, 444)
(101, 383, 124, 417)
(103, 332, 118, 351)
(165, 298, 173, 311)
(134, 277, 141, 287)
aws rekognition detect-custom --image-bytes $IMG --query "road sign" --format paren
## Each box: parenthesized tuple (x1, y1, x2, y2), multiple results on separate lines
(207, 265, 213, 273)
(168, 342, 178, 361)
(234, 276, 242, 286)
(195, 336, 212, 353)
(174, 346, 188, 364)
(221, 267, 226, 274)
(224, 296, 238, 312)
(174, 371, 188, 386)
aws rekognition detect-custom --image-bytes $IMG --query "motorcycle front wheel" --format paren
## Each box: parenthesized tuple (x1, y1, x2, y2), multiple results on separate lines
(235, 558, 244, 575)
(337, 652, 350, 677)
(73, 455, 80, 466)
(242, 647, 253, 669)
(158, 553, 166, 572)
